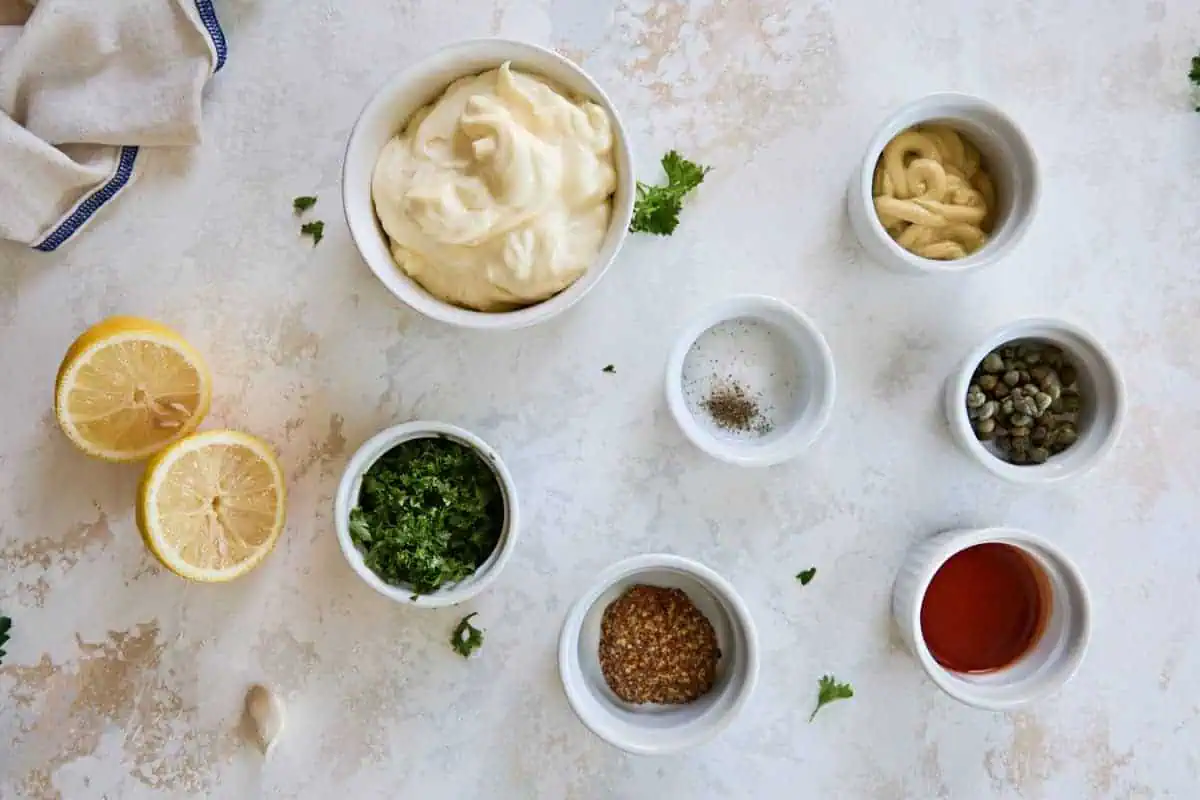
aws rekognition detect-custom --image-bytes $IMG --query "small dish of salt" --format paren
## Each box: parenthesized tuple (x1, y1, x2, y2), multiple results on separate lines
(665, 295, 835, 467)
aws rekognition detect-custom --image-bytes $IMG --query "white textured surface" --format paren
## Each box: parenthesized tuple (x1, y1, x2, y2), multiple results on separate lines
(1, 1, 1199, 797)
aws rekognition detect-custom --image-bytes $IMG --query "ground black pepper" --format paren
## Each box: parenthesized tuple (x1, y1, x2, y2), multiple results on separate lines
(598, 584, 721, 705)
(701, 380, 772, 434)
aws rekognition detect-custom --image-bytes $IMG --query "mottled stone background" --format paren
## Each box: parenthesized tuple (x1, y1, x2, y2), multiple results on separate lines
(2, 0, 1199, 797)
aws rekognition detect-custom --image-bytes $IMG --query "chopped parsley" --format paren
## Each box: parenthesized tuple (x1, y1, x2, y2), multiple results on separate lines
(630, 151, 710, 235)
(602, 364, 616, 374)
(809, 674, 853, 722)
(300, 220, 325, 246)
(0, 616, 10, 665)
(292, 195, 318, 213)
(796, 567, 817, 586)
(451, 613, 484, 658)
(348, 437, 504, 595)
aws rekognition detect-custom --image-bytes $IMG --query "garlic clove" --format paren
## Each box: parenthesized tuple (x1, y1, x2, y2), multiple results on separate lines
(245, 683, 285, 756)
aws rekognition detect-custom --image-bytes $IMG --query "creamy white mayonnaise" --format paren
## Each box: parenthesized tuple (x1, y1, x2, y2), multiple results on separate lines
(372, 62, 617, 311)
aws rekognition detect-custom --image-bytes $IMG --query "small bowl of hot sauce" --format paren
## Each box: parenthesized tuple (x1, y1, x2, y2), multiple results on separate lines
(891, 527, 1091, 710)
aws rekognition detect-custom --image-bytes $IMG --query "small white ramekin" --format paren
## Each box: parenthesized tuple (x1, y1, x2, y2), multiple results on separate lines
(892, 527, 1091, 711)
(558, 554, 759, 755)
(944, 317, 1125, 484)
(664, 295, 836, 467)
(342, 39, 635, 330)
(333, 421, 519, 608)
(847, 93, 1040, 275)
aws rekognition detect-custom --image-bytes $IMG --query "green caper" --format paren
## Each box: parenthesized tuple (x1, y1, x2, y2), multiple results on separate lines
(974, 418, 996, 436)
(968, 340, 1086, 463)
(1057, 424, 1078, 446)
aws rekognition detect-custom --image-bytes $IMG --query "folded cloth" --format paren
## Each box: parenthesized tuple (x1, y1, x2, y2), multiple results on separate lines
(0, 0, 226, 251)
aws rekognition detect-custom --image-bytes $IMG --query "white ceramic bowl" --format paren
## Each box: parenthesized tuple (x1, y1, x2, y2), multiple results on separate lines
(665, 295, 835, 467)
(342, 39, 635, 330)
(892, 527, 1091, 711)
(334, 421, 519, 607)
(944, 317, 1124, 484)
(848, 92, 1040, 275)
(558, 554, 759, 755)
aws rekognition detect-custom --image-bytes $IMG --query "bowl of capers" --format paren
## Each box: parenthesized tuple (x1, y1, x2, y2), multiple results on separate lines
(944, 318, 1124, 483)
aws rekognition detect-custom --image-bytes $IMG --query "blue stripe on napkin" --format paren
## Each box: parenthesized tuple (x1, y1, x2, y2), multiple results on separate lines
(193, 0, 228, 72)
(34, 146, 139, 252)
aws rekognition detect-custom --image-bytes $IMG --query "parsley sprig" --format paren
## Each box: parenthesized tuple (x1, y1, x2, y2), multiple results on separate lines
(630, 151, 710, 235)
(451, 613, 484, 658)
(348, 438, 504, 595)
(809, 674, 853, 722)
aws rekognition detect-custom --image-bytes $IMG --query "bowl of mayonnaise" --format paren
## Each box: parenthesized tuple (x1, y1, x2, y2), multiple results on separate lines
(343, 39, 635, 329)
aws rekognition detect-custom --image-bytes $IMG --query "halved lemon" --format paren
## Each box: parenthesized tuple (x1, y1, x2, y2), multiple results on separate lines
(137, 430, 287, 582)
(55, 316, 211, 461)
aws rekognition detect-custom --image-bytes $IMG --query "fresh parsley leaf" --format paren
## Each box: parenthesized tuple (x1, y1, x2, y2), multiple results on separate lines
(796, 568, 816, 585)
(451, 612, 484, 658)
(0, 616, 10, 665)
(629, 150, 710, 235)
(300, 220, 325, 246)
(348, 438, 504, 595)
(293, 195, 317, 214)
(602, 364, 615, 374)
(809, 674, 853, 722)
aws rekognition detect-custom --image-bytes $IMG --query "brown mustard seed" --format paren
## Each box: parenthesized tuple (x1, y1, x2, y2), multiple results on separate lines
(701, 380, 772, 434)
(598, 584, 721, 705)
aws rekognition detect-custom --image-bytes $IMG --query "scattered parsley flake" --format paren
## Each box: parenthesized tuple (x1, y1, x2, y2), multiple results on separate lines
(1190, 52, 1200, 111)
(629, 151, 710, 235)
(603, 364, 615, 374)
(809, 674, 853, 722)
(0, 616, 10, 665)
(292, 195, 317, 214)
(451, 613, 484, 658)
(300, 220, 325, 246)
(796, 568, 816, 586)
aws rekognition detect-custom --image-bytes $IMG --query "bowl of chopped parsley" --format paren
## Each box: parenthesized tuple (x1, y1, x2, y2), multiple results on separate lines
(334, 421, 517, 607)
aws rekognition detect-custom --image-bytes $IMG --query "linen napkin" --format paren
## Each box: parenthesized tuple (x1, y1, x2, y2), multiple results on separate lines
(0, 0, 226, 251)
